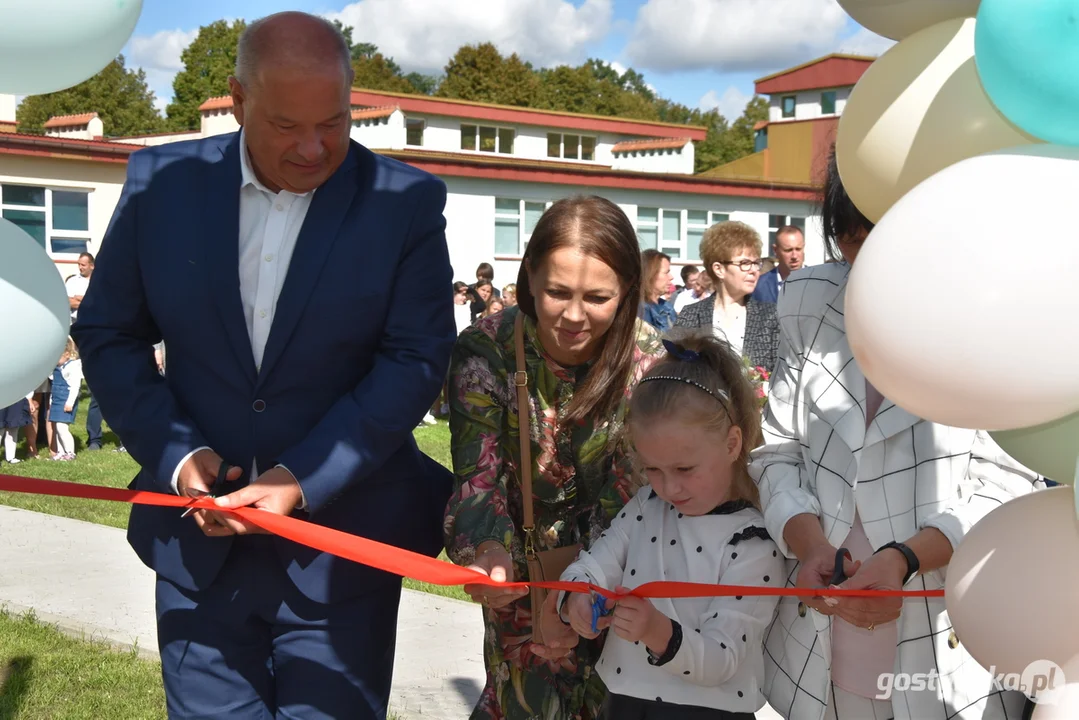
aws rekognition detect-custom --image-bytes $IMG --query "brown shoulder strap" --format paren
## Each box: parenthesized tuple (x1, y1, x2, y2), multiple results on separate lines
(514, 311, 534, 535)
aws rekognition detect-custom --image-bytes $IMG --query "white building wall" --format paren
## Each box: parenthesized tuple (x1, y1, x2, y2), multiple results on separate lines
(350, 110, 405, 149)
(201, 108, 240, 137)
(46, 117, 104, 141)
(611, 144, 694, 174)
(0, 154, 125, 275)
(439, 176, 824, 288)
(112, 132, 202, 147)
(768, 86, 851, 123)
(0, 94, 15, 125)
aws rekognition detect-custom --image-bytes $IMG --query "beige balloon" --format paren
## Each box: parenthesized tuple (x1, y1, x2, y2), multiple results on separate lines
(1033, 682, 1079, 720)
(946, 487, 1079, 688)
(839, 0, 980, 40)
(836, 17, 1040, 224)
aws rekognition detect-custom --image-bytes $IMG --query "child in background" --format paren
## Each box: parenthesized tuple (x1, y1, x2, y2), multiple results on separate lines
(482, 296, 504, 318)
(453, 281, 473, 335)
(558, 331, 784, 720)
(501, 283, 517, 307)
(0, 393, 32, 465)
(49, 338, 82, 461)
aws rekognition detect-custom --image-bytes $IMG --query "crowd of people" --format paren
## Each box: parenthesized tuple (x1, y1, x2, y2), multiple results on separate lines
(59, 12, 1044, 720)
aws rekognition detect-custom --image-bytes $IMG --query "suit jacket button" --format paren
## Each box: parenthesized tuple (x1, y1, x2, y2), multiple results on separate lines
(948, 630, 959, 649)
(798, 602, 807, 617)
(252, 399, 266, 412)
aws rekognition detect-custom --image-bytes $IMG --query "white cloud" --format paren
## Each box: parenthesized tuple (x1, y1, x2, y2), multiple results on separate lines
(326, 0, 613, 74)
(626, 0, 849, 73)
(837, 26, 895, 57)
(698, 85, 751, 120)
(126, 28, 199, 111)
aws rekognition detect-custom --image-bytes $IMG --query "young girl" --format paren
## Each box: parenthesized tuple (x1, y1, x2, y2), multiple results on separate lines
(557, 331, 784, 719)
(0, 393, 32, 465)
(49, 338, 82, 461)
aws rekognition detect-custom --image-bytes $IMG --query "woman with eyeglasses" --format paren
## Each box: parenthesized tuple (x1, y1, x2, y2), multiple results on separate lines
(675, 220, 779, 373)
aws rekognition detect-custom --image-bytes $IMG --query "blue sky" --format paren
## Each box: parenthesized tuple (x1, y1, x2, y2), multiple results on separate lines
(124, 0, 891, 121)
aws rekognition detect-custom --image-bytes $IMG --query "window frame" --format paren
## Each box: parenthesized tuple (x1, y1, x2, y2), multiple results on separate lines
(0, 183, 91, 258)
(461, 123, 516, 154)
(821, 90, 837, 116)
(546, 132, 597, 161)
(405, 118, 425, 147)
(781, 95, 796, 119)
(493, 197, 552, 259)
(638, 208, 730, 263)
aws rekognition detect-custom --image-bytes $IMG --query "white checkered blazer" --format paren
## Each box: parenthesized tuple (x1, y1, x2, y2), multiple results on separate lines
(749, 262, 1045, 720)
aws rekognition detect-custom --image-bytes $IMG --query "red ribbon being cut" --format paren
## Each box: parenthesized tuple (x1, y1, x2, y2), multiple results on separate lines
(0, 474, 944, 601)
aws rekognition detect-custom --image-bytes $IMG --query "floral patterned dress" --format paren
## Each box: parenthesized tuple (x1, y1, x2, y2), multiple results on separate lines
(444, 307, 665, 720)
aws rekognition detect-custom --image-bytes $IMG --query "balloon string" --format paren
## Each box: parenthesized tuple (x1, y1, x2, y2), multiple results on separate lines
(0, 474, 944, 600)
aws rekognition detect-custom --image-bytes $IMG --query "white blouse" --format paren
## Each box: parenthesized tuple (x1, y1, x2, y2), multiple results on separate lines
(559, 486, 785, 714)
(712, 301, 747, 356)
(58, 359, 83, 408)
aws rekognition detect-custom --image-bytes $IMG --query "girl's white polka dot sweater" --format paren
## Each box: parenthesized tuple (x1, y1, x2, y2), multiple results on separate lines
(559, 486, 785, 714)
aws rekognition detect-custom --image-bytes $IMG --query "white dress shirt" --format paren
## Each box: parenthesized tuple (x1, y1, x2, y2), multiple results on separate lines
(170, 130, 314, 504)
(66, 274, 90, 322)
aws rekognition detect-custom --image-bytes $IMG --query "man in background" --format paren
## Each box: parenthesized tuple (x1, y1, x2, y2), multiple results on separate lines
(752, 225, 805, 304)
(65, 252, 104, 450)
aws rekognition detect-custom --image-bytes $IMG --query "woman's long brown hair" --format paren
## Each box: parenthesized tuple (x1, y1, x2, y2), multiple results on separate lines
(516, 195, 643, 428)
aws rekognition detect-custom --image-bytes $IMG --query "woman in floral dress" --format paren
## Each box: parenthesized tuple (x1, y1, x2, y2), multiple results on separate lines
(444, 196, 665, 720)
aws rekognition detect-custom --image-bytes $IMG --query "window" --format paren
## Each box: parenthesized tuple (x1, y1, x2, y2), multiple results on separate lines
(1, 184, 90, 256)
(546, 132, 596, 160)
(494, 198, 548, 256)
(461, 124, 515, 154)
(636, 207, 659, 251)
(821, 91, 837, 115)
(781, 96, 796, 118)
(754, 127, 768, 153)
(406, 118, 425, 146)
(686, 211, 731, 260)
(768, 214, 806, 256)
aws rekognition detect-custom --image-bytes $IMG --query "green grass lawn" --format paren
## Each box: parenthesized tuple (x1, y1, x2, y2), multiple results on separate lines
(0, 391, 470, 605)
(0, 608, 166, 720)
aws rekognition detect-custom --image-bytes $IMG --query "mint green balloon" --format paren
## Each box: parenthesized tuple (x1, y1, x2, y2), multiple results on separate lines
(975, 0, 1079, 145)
(991, 411, 1079, 485)
(0, 0, 144, 95)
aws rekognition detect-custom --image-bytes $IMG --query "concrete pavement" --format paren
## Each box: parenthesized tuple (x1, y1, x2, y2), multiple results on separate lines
(0, 505, 782, 719)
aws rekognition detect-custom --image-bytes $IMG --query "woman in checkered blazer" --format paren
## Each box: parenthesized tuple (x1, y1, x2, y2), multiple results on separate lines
(748, 149, 1045, 720)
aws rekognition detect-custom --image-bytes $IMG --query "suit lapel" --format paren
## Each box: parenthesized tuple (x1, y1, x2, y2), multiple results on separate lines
(201, 134, 257, 384)
(256, 145, 361, 385)
(803, 283, 868, 455)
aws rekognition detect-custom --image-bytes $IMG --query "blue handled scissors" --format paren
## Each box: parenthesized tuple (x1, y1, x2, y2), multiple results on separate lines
(590, 592, 611, 633)
(829, 547, 852, 586)
(180, 462, 231, 518)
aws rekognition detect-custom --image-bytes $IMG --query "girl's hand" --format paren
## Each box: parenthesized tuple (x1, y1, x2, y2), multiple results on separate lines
(463, 542, 528, 608)
(610, 585, 672, 655)
(565, 592, 610, 639)
(834, 549, 905, 629)
(63, 404, 73, 413)
(795, 543, 860, 616)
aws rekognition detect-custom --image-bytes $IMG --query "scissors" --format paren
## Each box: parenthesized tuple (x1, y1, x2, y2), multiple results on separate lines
(180, 462, 231, 518)
(590, 592, 612, 633)
(828, 547, 853, 586)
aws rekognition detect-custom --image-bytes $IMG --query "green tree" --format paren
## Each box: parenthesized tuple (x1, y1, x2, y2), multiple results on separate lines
(406, 72, 440, 95)
(352, 54, 415, 93)
(437, 43, 539, 106)
(166, 19, 246, 131)
(724, 95, 769, 160)
(16, 55, 165, 137)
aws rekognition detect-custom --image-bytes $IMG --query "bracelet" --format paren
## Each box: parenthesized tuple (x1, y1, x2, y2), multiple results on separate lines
(874, 541, 920, 585)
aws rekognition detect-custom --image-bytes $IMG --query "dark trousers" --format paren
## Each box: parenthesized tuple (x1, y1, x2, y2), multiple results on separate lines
(156, 535, 402, 720)
(85, 391, 102, 447)
(602, 694, 755, 720)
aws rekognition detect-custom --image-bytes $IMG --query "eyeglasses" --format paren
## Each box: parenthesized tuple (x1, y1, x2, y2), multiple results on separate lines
(721, 259, 763, 272)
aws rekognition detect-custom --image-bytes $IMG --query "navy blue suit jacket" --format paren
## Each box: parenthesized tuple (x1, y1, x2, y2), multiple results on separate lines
(72, 133, 456, 603)
(750, 268, 780, 304)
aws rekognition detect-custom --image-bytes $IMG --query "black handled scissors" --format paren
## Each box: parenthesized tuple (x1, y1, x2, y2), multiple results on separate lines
(180, 462, 231, 518)
(829, 548, 853, 586)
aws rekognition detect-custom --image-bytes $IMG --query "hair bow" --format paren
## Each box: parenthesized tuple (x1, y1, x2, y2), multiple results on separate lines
(662, 339, 700, 362)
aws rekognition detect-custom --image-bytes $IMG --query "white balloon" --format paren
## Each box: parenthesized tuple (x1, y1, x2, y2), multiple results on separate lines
(839, 0, 980, 41)
(846, 145, 1079, 430)
(0, 219, 70, 407)
(0, 0, 143, 95)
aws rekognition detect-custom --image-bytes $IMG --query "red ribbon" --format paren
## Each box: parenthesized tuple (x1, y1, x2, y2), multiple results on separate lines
(0, 474, 943, 600)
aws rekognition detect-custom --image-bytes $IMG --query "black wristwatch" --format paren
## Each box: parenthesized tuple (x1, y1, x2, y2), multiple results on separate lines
(875, 541, 920, 585)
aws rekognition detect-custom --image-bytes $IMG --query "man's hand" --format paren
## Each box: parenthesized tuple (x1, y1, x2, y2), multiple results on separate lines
(211, 467, 304, 535)
(176, 449, 243, 537)
(610, 586, 672, 655)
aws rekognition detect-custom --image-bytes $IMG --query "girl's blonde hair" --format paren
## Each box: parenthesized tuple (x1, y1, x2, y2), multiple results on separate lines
(628, 328, 762, 508)
(61, 337, 78, 361)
